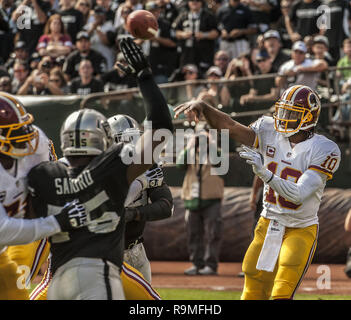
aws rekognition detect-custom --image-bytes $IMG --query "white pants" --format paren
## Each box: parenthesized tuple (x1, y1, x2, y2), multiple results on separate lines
(47, 257, 125, 300)
(219, 39, 250, 60)
(124, 242, 152, 283)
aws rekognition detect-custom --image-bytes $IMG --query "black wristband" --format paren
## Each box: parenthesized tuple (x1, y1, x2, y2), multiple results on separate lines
(266, 172, 274, 184)
(54, 211, 71, 232)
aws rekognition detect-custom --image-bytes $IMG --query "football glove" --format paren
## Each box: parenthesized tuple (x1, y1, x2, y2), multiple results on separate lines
(124, 207, 139, 223)
(137, 166, 164, 189)
(118, 37, 151, 79)
(239, 146, 273, 183)
(54, 199, 87, 232)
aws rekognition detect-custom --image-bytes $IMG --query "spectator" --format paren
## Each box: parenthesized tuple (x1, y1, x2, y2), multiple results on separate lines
(110, 2, 133, 50)
(337, 38, 351, 81)
(320, 0, 350, 63)
(143, 1, 178, 84)
(241, 0, 278, 35)
(276, 40, 328, 91)
(37, 13, 73, 58)
(263, 29, 290, 73)
(5, 41, 29, 76)
(74, 0, 92, 26)
(114, 0, 142, 28)
(304, 35, 314, 56)
(273, 0, 293, 49)
(213, 50, 230, 76)
(11, 60, 30, 93)
(173, 0, 219, 75)
(49, 66, 69, 93)
(101, 51, 137, 91)
(179, 64, 206, 102)
(17, 66, 64, 95)
(240, 49, 278, 108)
(85, 5, 116, 69)
(177, 122, 224, 276)
(0, 0, 16, 62)
(157, 0, 179, 25)
(344, 208, 351, 278)
(28, 51, 42, 71)
(0, 75, 12, 93)
(95, 0, 115, 23)
(286, 0, 323, 42)
(68, 59, 104, 94)
(63, 31, 107, 81)
(216, 0, 257, 60)
(58, 0, 85, 42)
(224, 53, 254, 79)
(11, 0, 52, 54)
(197, 65, 231, 108)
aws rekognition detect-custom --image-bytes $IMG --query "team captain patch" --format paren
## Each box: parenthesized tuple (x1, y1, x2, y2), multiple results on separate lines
(266, 146, 276, 158)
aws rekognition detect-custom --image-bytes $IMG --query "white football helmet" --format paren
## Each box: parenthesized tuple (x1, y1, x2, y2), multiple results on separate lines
(60, 108, 112, 156)
(107, 114, 142, 145)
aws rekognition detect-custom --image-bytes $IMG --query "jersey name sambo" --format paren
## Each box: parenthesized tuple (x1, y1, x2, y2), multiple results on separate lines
(250, 116, 341, 228)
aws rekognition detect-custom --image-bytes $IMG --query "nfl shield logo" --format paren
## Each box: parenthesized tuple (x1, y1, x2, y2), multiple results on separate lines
(266, 146, 276, 158)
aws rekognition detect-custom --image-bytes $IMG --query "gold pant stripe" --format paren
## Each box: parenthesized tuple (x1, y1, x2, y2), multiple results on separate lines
(30, 256, 52, 300)
(27, 238, 48, 285)
(290, 224, 319, 299)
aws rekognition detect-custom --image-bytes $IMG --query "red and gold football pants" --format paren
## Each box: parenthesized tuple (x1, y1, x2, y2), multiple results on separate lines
(241, 216, 318, 300)
(0, 239, 50, 300)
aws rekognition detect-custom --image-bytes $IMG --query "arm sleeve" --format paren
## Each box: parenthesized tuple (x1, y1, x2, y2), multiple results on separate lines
(137, 183, 174, 221)
(268, 169, 326, 205)
(138, 74, 174, 131)
(0, 204, 60, 246)
(124, 179, 143, 207)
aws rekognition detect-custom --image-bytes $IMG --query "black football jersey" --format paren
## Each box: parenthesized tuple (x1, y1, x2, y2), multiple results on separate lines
(27, 143, 129, 274)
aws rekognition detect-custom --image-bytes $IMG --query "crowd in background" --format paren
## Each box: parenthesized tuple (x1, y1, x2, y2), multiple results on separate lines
(0, 0, 351, 110)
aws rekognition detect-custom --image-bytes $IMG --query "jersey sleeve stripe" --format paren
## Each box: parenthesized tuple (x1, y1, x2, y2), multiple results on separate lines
(308, 165, 333, 180)
(253, 135, 259, 149)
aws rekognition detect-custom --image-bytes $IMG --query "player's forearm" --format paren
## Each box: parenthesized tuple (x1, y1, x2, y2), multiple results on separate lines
(0, 205, 60, 246)
(138, 75, 173, 132)
(266, 170, 325, 205)
(201, 101, 255, 146)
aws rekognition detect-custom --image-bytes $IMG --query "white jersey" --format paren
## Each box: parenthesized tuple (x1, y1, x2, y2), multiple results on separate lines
(0, 127, 53, 219)
(250, 116, 341, 228)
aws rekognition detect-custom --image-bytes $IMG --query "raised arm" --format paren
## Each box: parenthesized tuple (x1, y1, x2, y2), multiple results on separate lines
(174, 100, 256, 147)
(117, 38, 174, 185)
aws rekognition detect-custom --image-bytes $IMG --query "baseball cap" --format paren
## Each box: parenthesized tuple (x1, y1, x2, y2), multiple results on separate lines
(206, 66, 222, 77)
(15, 41, 26, 50)
(256, 49, 270, 61)
(313, 35, 329, 48)
(263, 30, 280, 41)
(182, 64, 198, 74)
(76, 31, 90, 41)
(292, 41, 307, 53)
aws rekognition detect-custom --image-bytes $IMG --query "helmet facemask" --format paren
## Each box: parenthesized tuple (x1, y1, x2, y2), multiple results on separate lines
(0, 113, 39, 158)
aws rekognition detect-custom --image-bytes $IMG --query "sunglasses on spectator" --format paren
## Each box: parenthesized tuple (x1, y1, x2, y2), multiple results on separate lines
(14, 68, 26, 73)
(42, 61, 52, 68)
(79, 2, 90, 6)
(256, 59, 268, 63)
(122, 10, 132, 14)
(184, 71, 195, 75)
(293, 50, 305, 54)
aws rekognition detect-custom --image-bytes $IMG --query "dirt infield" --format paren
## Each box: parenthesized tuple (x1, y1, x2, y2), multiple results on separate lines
(150, 261, 351, 296)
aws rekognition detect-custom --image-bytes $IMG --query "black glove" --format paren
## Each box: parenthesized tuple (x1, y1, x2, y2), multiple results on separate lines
(124, 207, 139, 223)
(54, 199, 87, 232)
(118, 37, 151, 79)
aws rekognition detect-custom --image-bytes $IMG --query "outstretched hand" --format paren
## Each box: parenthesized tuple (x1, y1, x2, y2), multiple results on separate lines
(173, 100, 205, 122)
(118, 37, 151, 77)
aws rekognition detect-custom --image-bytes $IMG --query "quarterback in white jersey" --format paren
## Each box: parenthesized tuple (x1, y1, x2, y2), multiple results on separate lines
(250, 115, 340, 228)
(174, 84, 341, 300)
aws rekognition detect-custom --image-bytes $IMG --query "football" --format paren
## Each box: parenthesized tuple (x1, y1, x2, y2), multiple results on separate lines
(126, 10, 158, 40)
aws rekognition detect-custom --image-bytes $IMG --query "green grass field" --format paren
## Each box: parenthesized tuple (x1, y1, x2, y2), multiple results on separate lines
(155, 288, 351, 300)
(29, 285, 351, 300)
